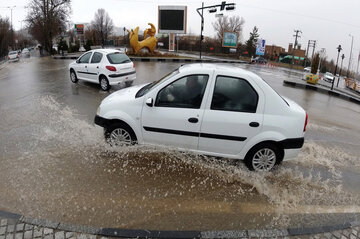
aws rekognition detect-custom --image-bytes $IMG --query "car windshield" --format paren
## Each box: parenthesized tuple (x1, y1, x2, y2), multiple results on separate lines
(106, 52, 131, 64)
(22, 49, 29, 52)
(135, 69, 180, 98)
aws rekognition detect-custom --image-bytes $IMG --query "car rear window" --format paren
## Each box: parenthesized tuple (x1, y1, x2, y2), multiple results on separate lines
(9, 51, 17, 55)
(106, 52, 131, 64)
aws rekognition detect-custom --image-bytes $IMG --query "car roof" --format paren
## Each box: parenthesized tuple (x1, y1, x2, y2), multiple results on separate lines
(179, 63, 259, 78)
(90, 49, 124, 54)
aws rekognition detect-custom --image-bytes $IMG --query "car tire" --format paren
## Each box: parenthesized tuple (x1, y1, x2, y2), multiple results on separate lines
(105, 123, 137, 146)
(244, 142, 281, 172)
(100, 76, 111, 91)
(70, 70, 78, 83)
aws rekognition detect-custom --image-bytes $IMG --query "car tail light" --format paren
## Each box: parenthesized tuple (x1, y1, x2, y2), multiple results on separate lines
(106, 66, 116, 71)
(8, 56, 10, 59)
(16, 54, 18, 58)
(133, 62, 135, 68)
(303, 113, 308, 132)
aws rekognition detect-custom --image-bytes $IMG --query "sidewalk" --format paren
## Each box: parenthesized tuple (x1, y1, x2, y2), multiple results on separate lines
(1, 210, 360, 239)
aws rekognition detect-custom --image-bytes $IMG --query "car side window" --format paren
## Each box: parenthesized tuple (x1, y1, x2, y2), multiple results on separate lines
(155, 74, 209, 109)
(211, 76, 258, 113)
(91, 52, 103, 63)
(78, 52, 92, 63)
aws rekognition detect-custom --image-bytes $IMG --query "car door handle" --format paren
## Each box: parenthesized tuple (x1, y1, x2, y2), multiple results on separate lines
(249, 122, 260, 127)
(188, 118, 199, 123)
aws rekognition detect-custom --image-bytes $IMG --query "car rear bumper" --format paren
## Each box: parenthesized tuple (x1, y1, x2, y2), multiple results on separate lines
(279, 137, 304, 149)
(108, 71, 136, 85)
(94, 115, 108, 128)
(8, 58, 19, 62)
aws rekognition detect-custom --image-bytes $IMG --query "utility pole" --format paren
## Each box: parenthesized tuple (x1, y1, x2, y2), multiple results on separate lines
(304, 40, 310, 67)
(309, 40, 316, 69)
(311, 40, 316, 60)
(291, 30, 301, 67)
(347, 34, 354, 78)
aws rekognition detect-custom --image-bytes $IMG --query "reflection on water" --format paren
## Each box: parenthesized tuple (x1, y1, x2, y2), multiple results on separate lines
(0, 96, 359, 230)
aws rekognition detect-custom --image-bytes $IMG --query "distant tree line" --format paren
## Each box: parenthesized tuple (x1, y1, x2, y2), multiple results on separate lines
(0, 17, 11, 58)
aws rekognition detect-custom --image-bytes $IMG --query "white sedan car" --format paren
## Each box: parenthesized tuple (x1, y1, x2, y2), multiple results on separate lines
(69, 49, 136, 91)
(95, 64, 307, 171)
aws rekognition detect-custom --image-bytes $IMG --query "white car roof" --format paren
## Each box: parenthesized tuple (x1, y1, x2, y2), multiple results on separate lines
(90, 49, 124, 54)
(179, 63, 261, 80)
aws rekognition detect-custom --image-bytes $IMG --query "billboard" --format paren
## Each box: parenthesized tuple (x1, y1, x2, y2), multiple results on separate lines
(74, 24, 84, 35)
(256, 39, 266, 56)
(222, 32, 238, 48)
(158, 6, 187, 34)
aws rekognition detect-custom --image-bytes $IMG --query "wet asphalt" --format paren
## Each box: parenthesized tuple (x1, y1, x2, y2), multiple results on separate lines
(0, 53, 359, 230)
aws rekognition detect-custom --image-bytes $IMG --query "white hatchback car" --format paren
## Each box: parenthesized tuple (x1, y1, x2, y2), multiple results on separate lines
(8, 51, 19, 62)
(69, 49, 136, 91)
(95, 64, 307, 171)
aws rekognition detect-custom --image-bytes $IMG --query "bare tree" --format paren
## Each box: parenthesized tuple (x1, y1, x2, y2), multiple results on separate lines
(91, 9, 114, 46)
(212, 15, 245, 45)
(0, 17, 11, 57)
(26, 0, 71, 54)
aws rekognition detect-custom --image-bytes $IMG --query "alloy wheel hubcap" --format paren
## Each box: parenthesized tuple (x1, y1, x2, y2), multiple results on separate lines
(109, 128, 132, 146)
(252, 148, 276, 171)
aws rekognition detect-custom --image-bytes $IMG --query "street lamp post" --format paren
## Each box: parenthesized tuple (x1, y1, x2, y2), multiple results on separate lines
(332, 45, 342, 90)
(7, 6, 16, 48)
(196, 1, 236, 59)
(337, 54, 345, 87)
(347, 34, 354, 78)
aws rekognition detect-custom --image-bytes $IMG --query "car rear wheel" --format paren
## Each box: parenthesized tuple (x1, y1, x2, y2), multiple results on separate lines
(105, 123, 137, 146)
(244, 143, 281, 171)
(100, 76, 110, 91)
(70, 70, 78, 83)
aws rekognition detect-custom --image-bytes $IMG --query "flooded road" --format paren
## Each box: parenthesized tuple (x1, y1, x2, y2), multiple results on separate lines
(0, 56, 359, 230)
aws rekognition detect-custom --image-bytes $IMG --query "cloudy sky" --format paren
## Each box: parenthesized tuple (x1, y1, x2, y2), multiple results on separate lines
(1, 0, 360, 70)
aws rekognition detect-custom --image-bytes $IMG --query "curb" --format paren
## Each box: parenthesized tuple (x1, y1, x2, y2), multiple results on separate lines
(283, 80, 360, 105)
(52, 55, 246, 64)
(0, 210, 359, 238)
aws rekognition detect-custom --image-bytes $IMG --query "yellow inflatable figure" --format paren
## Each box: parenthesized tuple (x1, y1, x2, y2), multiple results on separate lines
(128, 23, 157, 54)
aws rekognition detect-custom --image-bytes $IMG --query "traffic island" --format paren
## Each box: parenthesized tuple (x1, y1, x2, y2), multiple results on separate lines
(1, 209, 360, 238)
(284, 79, 360, 105)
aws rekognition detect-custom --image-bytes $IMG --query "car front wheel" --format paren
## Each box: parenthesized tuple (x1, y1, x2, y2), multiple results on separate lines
(105, 123, 137, 146)
(70, 70, 78, 83)
(100, 76, 111, 91)
(244, 143, 281, 171)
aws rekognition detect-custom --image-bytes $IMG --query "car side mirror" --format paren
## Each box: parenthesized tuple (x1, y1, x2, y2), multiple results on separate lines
(76, 59, 80, 63)
(145, 98, 153, 107)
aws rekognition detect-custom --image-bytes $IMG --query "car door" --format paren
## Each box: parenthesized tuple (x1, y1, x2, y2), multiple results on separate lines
(198, 75, 264, 156)
(141, 74, 210, 150)
(87, 52, 103, 82)
(75, 52, 92, 80)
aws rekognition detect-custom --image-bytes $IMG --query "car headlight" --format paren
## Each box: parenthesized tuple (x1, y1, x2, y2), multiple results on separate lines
(96, 106, 100, 115)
